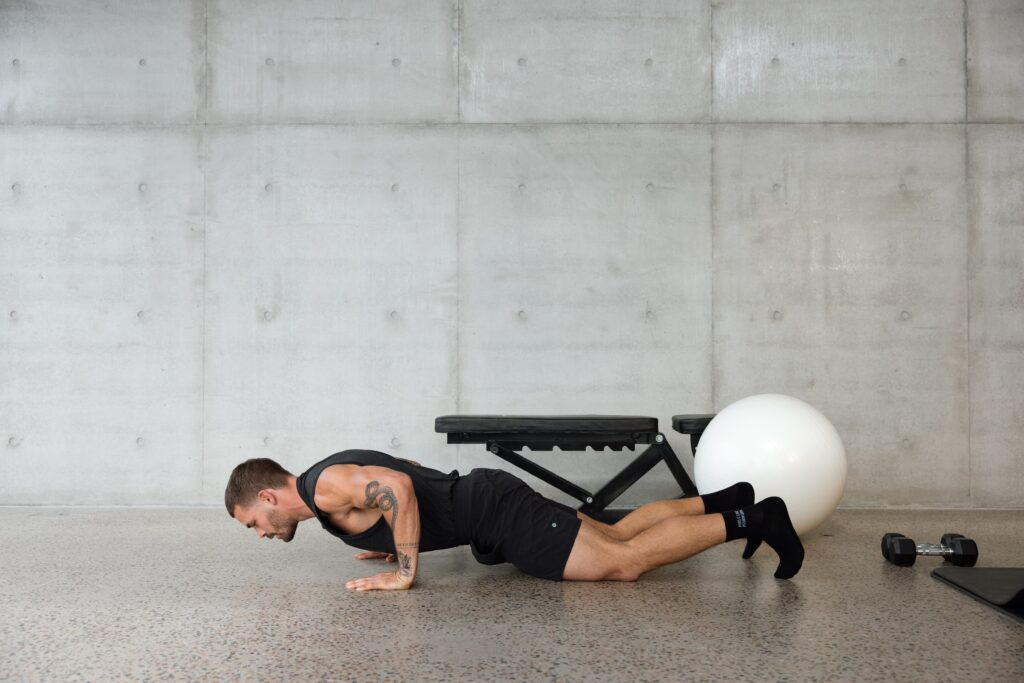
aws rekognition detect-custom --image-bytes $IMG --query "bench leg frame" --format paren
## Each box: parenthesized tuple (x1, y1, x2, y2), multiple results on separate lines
(486, 434, 698, 523)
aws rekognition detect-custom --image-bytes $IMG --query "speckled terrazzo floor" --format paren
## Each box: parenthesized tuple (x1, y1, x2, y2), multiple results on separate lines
(1, 508, 1022, 682)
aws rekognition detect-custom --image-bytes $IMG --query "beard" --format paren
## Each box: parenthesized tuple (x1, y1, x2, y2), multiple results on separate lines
(267, 507, 298, 542)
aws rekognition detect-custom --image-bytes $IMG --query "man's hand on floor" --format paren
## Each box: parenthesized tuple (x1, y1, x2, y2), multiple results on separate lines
(345, 571, 414, 592)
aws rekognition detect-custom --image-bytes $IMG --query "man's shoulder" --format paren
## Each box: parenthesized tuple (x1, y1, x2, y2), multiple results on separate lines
(306, 450, 409, 508)
(312, 463, 361, 510)
(303, 450, 393, 487)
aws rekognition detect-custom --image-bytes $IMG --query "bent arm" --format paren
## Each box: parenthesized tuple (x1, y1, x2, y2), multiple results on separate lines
(316, 464, 424, 591)
(361, 470, 421, 584)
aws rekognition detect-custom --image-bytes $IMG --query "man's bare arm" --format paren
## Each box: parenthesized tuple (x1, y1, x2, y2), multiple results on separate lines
(362, 475, 420, 583)
(327, 465, 420, 591)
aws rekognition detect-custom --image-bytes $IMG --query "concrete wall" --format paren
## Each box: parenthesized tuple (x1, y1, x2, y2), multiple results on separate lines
(1, 0, 1022, 508)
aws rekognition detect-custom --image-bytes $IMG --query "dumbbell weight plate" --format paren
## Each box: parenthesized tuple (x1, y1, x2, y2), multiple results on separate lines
(881, 533, 905, 562)
(940, 533, 965, 547)
(890, 537, 917, 566)
(949, 537, 978, 567)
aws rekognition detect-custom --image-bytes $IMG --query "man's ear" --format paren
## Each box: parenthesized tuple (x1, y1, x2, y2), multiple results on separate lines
(257, 489, 278, 506)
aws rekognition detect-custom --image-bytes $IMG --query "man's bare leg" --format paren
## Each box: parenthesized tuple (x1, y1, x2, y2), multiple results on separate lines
(563, 514, 727, 581)
(564, 496, 804, 581)
(577, 497, 705, 541)
(577, 482, 754, 542)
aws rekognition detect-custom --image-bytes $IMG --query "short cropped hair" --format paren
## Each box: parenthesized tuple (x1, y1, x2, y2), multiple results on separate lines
(224, 458, 294, 517)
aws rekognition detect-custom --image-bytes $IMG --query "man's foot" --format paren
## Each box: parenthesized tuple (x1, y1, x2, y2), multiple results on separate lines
(724, 497, 805, 579)
(700, 481, 755, 514)
(751, 497, 804, 579)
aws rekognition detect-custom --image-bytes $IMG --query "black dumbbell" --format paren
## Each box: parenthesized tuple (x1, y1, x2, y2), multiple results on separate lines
(939, 533, 979, 567)
(881, 532, 917, 566)
(880, 531, 979, 567)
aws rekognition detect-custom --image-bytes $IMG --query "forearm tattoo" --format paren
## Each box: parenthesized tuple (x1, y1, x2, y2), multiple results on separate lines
(397, 552, 413, 577)
(364, 481, 398, 524)
(395, 542, 418, 579)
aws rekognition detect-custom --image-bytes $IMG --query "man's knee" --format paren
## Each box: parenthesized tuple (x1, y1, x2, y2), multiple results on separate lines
(607, 538, 653, 581)
(569, 555, 641, 582)
(565, 524, 642, 581)
(606, 564, 642, 582)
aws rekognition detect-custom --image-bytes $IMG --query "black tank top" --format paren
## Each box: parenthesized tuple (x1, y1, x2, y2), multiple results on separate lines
(295, 450, 465, 553)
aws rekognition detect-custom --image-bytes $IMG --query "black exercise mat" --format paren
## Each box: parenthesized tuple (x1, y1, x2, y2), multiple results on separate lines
(932, 567, 1024, 624)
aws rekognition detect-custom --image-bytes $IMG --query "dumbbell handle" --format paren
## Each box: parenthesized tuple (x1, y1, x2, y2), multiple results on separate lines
(916, 543, 953, 557)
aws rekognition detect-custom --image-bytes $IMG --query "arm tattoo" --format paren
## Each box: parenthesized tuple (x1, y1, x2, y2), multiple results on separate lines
(364, 480, 399, 525)
(366, 481, 416, 580)
(397, 551, 413, 578)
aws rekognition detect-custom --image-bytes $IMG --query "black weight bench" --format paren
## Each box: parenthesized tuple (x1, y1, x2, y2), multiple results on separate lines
(435, 414, 715, 523)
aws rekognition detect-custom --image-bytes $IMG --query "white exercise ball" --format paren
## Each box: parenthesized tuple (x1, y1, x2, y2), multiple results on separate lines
(694, 394, 847, 536)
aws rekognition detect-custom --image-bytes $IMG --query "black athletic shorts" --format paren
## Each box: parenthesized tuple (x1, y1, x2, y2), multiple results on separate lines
(452, 468, 582, 581)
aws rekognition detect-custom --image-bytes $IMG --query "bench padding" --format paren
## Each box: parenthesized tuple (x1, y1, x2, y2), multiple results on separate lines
(435, 415, 658, 435)
(671, 414, 715, 434)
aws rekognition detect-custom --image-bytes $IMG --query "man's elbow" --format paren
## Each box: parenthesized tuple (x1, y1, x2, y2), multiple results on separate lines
(394, 473, 415, 499)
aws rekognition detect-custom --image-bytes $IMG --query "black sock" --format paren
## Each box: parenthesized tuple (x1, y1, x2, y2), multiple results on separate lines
(701, 482, 758, 560)
(722, 497, 804, 579)
(722, 501, 764, 540)
(700, 482, 754, 514)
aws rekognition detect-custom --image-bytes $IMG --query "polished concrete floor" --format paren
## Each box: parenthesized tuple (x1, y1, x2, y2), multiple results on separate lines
(1, 507, 1022, 682)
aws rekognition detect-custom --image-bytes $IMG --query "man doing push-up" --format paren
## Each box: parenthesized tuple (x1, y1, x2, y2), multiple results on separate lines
(225, 449, 804, 591)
